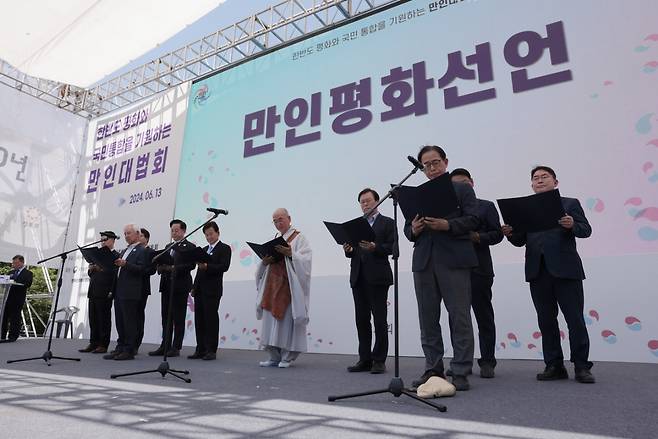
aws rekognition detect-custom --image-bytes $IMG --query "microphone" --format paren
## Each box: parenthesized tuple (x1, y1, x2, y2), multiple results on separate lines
(407, 155, 424, 171)
(207, 207, 229, 215)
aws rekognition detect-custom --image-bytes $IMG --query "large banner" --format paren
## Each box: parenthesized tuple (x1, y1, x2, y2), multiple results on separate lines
(0, 85, 86, 287)
(173, 0, 658, 363)
(63, 83, 190, 345)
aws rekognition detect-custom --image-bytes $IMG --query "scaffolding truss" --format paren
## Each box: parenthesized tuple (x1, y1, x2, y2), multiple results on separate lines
(0, 0, 398, 119)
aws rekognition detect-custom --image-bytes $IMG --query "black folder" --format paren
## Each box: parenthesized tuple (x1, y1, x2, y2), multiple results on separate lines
(79, 246, 117, 269)
(323, 217, 376, 246)
(497, 189, 564, 233)
(152, 241, 200, 265)
(246, 236, 289, 262)
(395, 172, 460, 221)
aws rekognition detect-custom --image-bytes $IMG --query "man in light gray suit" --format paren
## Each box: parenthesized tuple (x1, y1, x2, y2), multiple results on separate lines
(404, 145, 479, 391)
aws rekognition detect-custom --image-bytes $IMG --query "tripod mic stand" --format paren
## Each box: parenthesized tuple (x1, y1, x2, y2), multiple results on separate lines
(111, 213, 220, 382)
(328, 162, 447, 412)
(6, 240, 103, 366)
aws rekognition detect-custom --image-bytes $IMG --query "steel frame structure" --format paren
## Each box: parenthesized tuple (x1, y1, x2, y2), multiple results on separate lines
(0, 0, 399, 119)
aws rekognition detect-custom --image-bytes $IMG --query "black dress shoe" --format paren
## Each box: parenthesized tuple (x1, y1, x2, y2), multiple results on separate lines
(536, 365, 569, 381)
(411, 369, 445, 390)
(148, 347, 165, 356)
(479, 364, 495, 378)
(187, 351, 206, 359)
(370, 362, 386, 374)
(92, 346, 108, 354)
(114, 352, 135, 361)
(166, 349, 180, 357)
(575, 369, 596, 384)
(78, 344, 96, 353)
(202, 352, 217, 361)
(452, 375, 470, 391)
(103, 352, 117, 360)
(347, 360, 372, 372)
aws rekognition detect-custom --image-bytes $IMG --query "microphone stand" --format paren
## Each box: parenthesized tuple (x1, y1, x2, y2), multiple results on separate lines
(328, 161, 447, 412)
(110, 212, 220, 383)
(7, 240, 104, 366)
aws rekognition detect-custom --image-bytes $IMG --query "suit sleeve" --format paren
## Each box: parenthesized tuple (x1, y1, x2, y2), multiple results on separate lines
(123, 249, 146, 274)
(568, 199, 592, 239)
(478, 203, 504, 246)
(24, 270, 34, 289)
(373, 218, 395, 256)
(206, 244, 232, 275)
(403, 217, 416, 242)
(447, 183, 480, 235)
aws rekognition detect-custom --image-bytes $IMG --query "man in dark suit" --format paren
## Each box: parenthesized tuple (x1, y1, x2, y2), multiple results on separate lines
(135, 228, 156, 353)
(451, 169, 503, 378)
(104, 224, 147, 361)
(403, 145, 479, 391)
(502, 166, 595, 384)
(189, 221, 231, 361)
(343, 188, 395, 374)
(1, 255, 33, 342)
(79, 231, 119, 354)
(149, 219, 195, 357)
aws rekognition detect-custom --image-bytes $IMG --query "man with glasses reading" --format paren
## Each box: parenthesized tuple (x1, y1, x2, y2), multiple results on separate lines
(404, 145, 480, 391)
(502, 166, 595, 384)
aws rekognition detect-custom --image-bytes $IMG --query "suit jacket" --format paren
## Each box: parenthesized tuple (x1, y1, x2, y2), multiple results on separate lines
(8, 267, 33, 299)
(472, 199, 504, 277)
(158, 239, 195, 295)
(114, 244, 147, 300)
(345, 214, 395, 287)
(193, 241, 232, 296)
(403, 180, 480, 271)
(141, 246, 157, 297)
(87, 246, 119, 299)
(507, 197, 591, 281)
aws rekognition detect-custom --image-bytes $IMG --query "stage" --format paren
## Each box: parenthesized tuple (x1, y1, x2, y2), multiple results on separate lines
(0, 339, 654, 438)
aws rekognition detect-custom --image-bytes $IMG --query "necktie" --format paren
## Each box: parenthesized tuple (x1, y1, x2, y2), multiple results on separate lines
(207, 245, 213, 255)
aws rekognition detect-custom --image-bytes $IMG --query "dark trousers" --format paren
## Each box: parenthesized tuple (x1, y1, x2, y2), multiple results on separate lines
(529, 260, 592, 370)
(115, 298, 140, 353)
(135, 295, 149, 350)
(1, 292, 26, 340)
(352, 277, 389, 363)
(413, 261, 474, 376)
(194, 292, 221, 354)
(160, 290, 188, 350)
(471, 273, 496, 367)
(88, 297, 112, 348)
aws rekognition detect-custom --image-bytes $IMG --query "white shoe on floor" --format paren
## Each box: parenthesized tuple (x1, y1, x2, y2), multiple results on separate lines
(278, 360, 292, 368)
(259, 360, 278, 367)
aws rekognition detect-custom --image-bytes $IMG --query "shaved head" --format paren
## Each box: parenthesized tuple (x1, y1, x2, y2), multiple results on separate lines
(272, 208, 292, 234)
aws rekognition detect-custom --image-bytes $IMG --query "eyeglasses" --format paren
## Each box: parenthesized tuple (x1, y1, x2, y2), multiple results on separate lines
(272, 218, 288, 224)
(422, 159, 443, 169)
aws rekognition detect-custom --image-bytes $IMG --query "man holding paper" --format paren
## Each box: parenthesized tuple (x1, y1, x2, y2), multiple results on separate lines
(501, 166, 594, 384)
(189, 221, 231, 361)
(255, 208, 312, 368)
(79, 231, 119, 354)
(403, 145, 479, 391)
(343, 188, 395, 374)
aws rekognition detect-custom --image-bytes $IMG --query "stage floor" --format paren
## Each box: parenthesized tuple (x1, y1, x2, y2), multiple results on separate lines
(0, 339, 655, 439)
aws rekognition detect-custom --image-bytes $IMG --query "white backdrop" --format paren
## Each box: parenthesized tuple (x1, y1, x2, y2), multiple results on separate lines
(61, 83, 190, 345)
(0, 85, 86, 285)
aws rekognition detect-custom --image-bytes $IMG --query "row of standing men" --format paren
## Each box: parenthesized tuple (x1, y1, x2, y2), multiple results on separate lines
(79, 144, 595, 392)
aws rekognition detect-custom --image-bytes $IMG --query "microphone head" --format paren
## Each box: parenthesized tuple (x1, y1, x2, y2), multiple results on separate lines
(407, 155, 424, 171)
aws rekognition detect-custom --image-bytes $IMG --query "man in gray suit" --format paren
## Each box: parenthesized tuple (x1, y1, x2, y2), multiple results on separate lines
(404, 145, 479, 391)
(104, 223, 147, 361)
